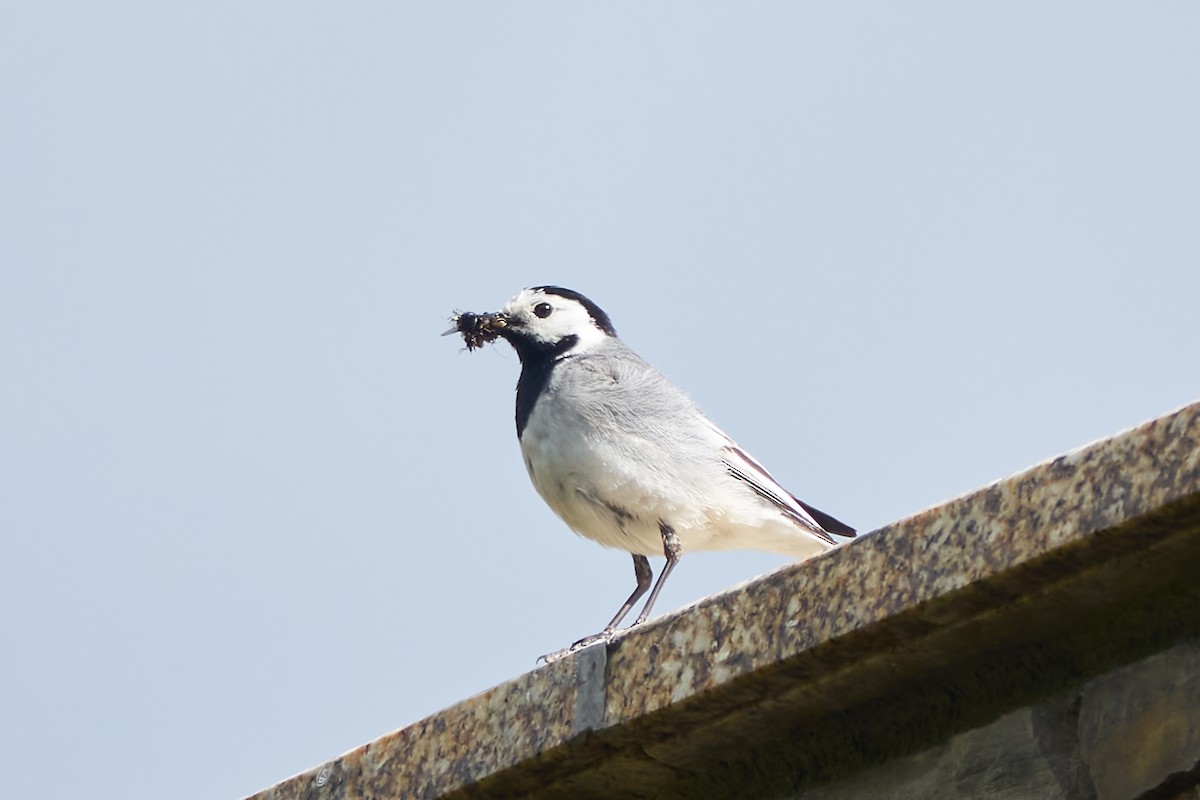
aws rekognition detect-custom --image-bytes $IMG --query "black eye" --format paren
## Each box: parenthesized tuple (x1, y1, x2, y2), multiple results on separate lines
(533, 302, 553, 318)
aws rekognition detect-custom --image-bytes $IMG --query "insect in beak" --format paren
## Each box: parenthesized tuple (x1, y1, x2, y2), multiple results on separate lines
(444, 311, 507, 350)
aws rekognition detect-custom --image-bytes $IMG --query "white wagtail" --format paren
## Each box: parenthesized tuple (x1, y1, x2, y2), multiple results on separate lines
(447, 286, 855, 660)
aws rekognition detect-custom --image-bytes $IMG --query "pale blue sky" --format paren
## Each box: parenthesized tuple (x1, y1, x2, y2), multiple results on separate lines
(2, 4, 1198, 798)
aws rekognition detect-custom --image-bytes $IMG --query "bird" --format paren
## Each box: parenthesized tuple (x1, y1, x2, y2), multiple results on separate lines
(446, 286, 855, 660)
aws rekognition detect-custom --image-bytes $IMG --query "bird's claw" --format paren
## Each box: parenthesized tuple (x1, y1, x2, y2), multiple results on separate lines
(537, 629, 615, 665)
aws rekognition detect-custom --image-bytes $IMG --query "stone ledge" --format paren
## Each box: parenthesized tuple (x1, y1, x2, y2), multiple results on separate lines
(248, 401, 1200, 800)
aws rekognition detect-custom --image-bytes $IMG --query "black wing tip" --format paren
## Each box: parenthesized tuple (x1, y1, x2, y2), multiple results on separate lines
(795, 500, 857, 539)
(726, 456, 857, 540)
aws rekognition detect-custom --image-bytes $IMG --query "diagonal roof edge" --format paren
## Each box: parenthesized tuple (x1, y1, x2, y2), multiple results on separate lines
(250, 400, 1200, 800)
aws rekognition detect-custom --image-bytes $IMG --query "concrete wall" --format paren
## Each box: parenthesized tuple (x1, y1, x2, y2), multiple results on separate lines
(797, 640, 1200, 800)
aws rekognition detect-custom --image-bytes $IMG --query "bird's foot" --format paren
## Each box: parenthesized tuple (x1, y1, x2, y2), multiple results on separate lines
(537, 628, 615, 665)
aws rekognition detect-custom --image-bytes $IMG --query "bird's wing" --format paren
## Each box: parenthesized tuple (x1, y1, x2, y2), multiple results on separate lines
(709, 420, 854, 543)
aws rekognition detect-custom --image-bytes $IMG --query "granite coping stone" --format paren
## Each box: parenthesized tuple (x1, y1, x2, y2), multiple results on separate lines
(248, 400, 1200, 800)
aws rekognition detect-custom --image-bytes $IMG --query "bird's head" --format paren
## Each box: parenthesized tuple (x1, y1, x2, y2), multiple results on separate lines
(447, 286, 617, 361)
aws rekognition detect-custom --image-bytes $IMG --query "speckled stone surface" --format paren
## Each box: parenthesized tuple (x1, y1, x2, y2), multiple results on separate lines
(248, 401, 1200, 800)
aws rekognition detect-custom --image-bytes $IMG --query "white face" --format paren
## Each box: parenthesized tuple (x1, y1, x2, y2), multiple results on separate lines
(498, 287, 614, 354)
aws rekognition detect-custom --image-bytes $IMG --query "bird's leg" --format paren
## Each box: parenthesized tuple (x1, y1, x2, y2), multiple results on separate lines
(634, 522, 681, 625)
(538, 554, 652, 664)
(574, 555, 652, 646)
(602, 554, 653, 632)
